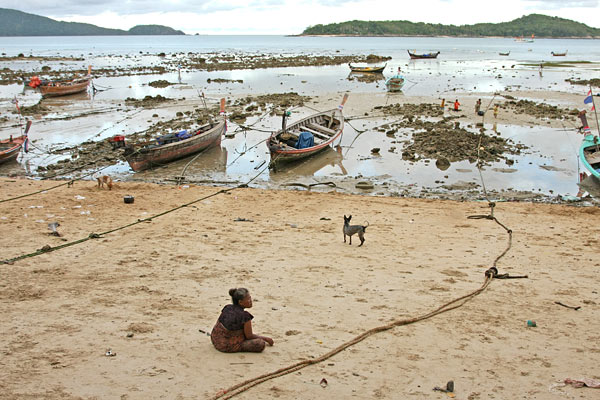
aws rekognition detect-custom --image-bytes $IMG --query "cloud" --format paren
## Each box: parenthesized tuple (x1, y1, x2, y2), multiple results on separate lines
(2, 0, 599, 33)
(522, 0, 598, 6)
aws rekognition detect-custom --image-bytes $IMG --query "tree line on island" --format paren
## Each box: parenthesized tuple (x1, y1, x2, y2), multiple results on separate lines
(302, 14, 600, 38)
(0, 8, 184, 36)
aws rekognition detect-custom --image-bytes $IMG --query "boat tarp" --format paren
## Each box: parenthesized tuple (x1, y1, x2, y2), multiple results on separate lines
(295, 131, 314, 149)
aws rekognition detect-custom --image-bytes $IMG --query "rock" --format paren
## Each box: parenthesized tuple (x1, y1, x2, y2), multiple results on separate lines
(355, 181, 374, 190)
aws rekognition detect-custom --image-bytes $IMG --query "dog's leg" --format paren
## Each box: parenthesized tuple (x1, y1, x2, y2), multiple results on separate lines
(358, 232, 365, 247)
(349, 235, 352, 245)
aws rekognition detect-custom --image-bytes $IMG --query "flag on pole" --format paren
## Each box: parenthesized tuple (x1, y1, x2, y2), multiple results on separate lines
(584, 90, 595, 111)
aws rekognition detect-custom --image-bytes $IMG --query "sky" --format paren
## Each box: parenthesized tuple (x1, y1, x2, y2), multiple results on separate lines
(4, 0, 600, 34)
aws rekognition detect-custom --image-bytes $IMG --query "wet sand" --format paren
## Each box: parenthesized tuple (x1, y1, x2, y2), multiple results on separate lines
(1, 177, 599, 399)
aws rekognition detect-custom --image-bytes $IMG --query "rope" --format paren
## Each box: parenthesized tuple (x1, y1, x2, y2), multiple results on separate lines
(0, 164, 112, 204)
(1, 160, 271, 265)
(212, 270, 498, 400)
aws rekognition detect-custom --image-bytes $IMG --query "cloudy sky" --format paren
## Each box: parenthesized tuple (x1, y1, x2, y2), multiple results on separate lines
(4, 0, 600, 34)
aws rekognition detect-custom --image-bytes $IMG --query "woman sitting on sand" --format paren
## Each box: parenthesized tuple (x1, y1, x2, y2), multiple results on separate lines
(211, 288, 274, 353)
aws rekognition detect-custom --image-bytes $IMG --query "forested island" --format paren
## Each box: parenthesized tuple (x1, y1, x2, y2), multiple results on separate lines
(302, 14, 600, 38)
(0, 8, 184, 36)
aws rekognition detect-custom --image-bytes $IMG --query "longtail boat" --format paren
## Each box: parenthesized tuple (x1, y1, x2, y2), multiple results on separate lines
(385, 67, 404, 92)
(0, 135, 26, 165)
(29, 66, 92, 98)
(580, 134, 600, 179)
(124, 99, 227, 172)
(0, 120, 31, 165)
(348, 63, 386, 73)
(407, 50, 440, 59)
(268, 94, 348, 167)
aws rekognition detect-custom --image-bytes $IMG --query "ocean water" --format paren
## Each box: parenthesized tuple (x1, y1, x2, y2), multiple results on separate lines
(1, 35, 598, 199)
(1, 35, 599, 62)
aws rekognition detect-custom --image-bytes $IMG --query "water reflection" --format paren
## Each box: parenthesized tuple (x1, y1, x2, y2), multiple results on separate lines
(127, 145, 228, 181)
(269, 146, 347, 178)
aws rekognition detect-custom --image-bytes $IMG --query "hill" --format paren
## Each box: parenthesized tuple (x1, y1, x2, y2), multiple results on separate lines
(302, 14, 600, 38)
(0, 8, 185, 36)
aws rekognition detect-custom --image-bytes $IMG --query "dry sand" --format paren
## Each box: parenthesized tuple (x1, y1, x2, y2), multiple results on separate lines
(1, 177, 599, 399)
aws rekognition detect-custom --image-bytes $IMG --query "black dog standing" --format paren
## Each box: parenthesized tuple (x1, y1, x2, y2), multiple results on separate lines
(343, 215, 369, 246)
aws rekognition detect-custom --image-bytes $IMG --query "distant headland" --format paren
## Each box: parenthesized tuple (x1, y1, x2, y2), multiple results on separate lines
(0, 8, 185, 36)
(301, 14, 600, 38)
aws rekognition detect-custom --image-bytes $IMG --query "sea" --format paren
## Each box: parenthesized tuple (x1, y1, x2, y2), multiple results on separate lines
(1, 35, 599, 200)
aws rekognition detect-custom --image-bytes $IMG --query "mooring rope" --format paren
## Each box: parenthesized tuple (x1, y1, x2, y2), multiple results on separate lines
(212, 267, 503, 400)
(0, 163, 112, 204)
(0, 159, 271, 265)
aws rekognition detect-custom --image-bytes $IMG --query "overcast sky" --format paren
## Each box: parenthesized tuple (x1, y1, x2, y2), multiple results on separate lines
(4, 0, 600, 34)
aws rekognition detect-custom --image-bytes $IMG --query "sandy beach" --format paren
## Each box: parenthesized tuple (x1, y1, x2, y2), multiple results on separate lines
(1, 177, 599, 399)
(2, 37, 600, 399)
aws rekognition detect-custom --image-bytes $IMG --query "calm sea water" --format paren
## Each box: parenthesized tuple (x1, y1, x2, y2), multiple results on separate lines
(1, 35, 599, 61)
(1, 36, 598, 199)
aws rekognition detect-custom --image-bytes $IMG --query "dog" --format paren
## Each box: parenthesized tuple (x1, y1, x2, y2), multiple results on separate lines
(343, 215, 369, 246)
(97, 175, 113, 190)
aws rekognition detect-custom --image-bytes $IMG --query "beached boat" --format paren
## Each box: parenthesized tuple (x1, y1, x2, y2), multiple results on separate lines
(499, 51, 510, 56)
(267, 95, 347, 167)
(0, 120, 31, 165)
(407, 50, 440, 59)
(124, 117, 226, 172)
(580, 134, 600, 179)
(551, 51, 567, 56)
(0, 135, 26, 165)
(29, 66, 92, 98)
(38, 77, 90, 98)
(348, 63, 386, 73)
(385, 68, 404, 92)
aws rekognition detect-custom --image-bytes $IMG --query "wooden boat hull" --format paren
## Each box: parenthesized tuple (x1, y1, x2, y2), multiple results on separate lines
(125, 119, 226, 172)
(349, 63, 386, 73)
(0, 135, 25, 165)
(385, 76, 404, 92)
(39, 79, 90, 98)
(408, 50, 440, 59)
(499, 52, 510, 56)
(580, 134, 600, 178)
(551, 52, 567, 56)
(268, 108, 344, 165)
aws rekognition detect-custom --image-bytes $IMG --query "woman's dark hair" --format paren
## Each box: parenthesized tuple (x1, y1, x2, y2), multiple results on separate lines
(229, 288, 249, 305)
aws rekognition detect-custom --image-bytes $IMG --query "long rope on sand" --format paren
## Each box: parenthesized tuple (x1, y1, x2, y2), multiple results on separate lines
(0, 158, 272, 265)
(211, 198, 514, 399)
(212, 268, 503, 400)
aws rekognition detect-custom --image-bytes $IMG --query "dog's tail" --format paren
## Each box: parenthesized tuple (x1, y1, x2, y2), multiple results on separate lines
(363, 221, 369, 230)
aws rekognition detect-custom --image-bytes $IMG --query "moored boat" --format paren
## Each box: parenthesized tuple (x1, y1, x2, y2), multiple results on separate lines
(580, 134, 600, 179)
(499, 51, 510, 56)
(0, 135, 26, 165)
(407, 50, 440, 59)
(268, 94, 348, 167)
(0, 120, 31, 165)
(551, 51, 567, 56)
(385, 67, 404, 92)
(124, 118, 226, 172)
(348, 63, 386, 73)
(29, 66, 92, 98)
